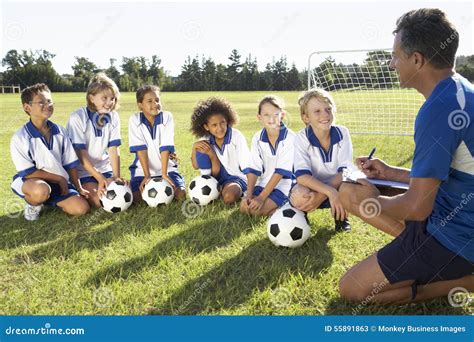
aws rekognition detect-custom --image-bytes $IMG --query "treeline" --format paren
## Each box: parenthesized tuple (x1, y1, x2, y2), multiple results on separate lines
(0, 49, 305, 92)
(1, 49, 473, 92)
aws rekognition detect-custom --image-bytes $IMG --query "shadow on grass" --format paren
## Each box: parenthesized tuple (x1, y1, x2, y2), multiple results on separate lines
(5, 200, 189, 261)
(85, 209, 257, 286)
(147, 228, 336, 314)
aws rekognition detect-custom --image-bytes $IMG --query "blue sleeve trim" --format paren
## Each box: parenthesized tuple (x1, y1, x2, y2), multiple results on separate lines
(130, 145, 148, 152)
(18, 166, 37, 177)
(63, 159, 80, 171)
(410, 168, 448, 181)
(275, 168, 292, 178)
(243, 168, 262, 176)
(73, 143, 87, 150)
(295, 169, 312, 178)
(337, 166, 347, 173)
(108, 139, 122, 147)
(159, 145, 175, 153)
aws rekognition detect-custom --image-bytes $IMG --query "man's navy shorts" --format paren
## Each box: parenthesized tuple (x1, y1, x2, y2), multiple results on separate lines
(377, 220, 474, 285)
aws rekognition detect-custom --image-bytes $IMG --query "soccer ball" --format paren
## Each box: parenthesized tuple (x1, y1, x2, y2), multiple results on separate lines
(100, 180, 133, 213)
(142, 177, 174, 207)
(188, 175, 219, 205)
(267, 204, 311, 248)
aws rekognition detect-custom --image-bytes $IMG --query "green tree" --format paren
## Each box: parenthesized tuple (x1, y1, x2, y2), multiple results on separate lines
(72, 56, 99, 90)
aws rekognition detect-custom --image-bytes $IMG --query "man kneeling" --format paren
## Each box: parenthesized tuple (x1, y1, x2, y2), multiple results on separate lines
(338, 8, 474, 304)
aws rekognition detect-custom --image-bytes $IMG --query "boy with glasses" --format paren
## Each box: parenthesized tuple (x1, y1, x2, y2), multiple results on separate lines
(10, 83, 90, 220)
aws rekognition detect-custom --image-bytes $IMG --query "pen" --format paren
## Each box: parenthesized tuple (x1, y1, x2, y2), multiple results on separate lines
(368, 147, 376, 160)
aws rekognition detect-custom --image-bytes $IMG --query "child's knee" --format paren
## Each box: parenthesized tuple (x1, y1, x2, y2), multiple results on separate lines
(222, 191, 239, 204)
(26, 183, 51, 204)
(290, 191, 306, 210)
(64, 197, 90, 216)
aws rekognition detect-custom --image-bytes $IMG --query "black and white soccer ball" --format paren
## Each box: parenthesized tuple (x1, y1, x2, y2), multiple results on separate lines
(100, 180, 133, 213)
(188, 175, 219, 205)
(267, 204, 311, 248)
(142, 177, 175, 207)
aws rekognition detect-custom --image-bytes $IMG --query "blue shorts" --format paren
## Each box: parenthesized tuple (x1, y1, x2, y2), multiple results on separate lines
(79, 171, 113, 185)
(45, 182, 79, 206)
(253, 186, 288, 207)
(377, 220, 474, 285)
(11, 177, 78, 207)
(195, 151, 247, 193)
(217, 166, 247, 193)
(131, 171, 185, 193)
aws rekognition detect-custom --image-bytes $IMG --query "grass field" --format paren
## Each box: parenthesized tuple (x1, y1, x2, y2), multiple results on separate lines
(0, 91, 469, 315)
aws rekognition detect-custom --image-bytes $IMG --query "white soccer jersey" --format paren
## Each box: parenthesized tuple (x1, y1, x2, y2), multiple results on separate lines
(294, 125, 353, 184)
(128, 111, 178, 178)
(66, 107, 121, 178)
(10, 120, 80, 196)
(201, 127, 250, 183)
(244, 125, 295, 195)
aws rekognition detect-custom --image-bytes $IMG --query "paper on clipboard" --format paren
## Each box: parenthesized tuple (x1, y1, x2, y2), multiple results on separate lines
(342, 169, 409, 190)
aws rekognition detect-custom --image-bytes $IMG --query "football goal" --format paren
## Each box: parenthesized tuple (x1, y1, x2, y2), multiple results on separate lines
(307, 49, 425, 136)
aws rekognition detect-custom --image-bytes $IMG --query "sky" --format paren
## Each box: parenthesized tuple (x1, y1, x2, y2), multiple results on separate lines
(1, 0, 473, 77)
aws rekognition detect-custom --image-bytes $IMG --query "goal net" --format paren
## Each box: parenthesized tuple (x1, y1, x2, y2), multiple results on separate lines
(307, 49, 425, 136)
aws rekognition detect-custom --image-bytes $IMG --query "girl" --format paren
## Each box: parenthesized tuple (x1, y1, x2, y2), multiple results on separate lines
(66, 72, 126, 208)
(190, 97, 249, 205)
(290, 88, 353, 231)
(128, 85, 186, 202)
(240, 95, 295, 216)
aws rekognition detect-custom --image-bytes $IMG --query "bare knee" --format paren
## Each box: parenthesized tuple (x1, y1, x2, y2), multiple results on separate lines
(223, 191, 239, 204)
(25, 183, 51, 204)
(62, 197, 90, 216)
(290, 192, 306, 210)
(339, 273, 369, 302)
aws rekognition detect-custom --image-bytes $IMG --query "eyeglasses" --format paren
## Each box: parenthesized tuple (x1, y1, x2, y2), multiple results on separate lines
(29, 100, 54, 108)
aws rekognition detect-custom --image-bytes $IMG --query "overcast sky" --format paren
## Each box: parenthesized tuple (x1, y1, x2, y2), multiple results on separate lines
(1, 0, 472, 76)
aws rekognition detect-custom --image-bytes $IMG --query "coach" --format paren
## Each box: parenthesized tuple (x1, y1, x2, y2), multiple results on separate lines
(338, 8, 474, 303)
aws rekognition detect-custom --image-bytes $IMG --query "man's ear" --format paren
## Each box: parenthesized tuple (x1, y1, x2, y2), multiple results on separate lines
(413, 52, 426, 70)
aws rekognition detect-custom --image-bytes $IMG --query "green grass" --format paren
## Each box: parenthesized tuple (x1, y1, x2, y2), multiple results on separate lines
(0, 91, 468, 315)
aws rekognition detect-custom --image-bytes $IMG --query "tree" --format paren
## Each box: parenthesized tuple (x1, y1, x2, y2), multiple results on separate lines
(106, 58, 120, 85)
(226, 49, 242, 90)
(176, 56, 202, 91)
(201, 57, 217, 91)
(1, 49, 63, 90)
(286, 63, 303, 90)
(72, 57, 99, 90)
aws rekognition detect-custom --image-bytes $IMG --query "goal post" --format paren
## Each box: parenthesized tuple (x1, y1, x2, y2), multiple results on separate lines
(307, 49, 424, 136)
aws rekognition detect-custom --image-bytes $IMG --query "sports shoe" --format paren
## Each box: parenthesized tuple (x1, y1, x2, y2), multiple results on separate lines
(24, 203, 43, 221)
(335, 218, 351, 232)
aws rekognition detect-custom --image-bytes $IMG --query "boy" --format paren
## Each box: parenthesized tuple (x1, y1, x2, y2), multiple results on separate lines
(10, 83, 90, 220)
(290, 88, 353, 231)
